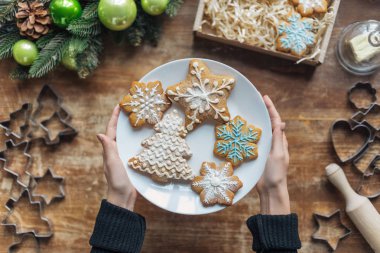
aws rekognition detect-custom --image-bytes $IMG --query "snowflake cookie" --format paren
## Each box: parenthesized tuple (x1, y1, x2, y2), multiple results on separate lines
(276, 13, 316, 57)
(292, 0, 328, 17)
(128, 110, 193, 183)
(214, 115, 262, 168)
(119, 81, 171, 128)
(192, 162, 243, 206)
(166, 59, 235, 132)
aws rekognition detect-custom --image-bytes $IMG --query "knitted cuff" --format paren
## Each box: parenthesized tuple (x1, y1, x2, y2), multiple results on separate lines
(90, 200, 146, 253)
(246, 213, 301, 253)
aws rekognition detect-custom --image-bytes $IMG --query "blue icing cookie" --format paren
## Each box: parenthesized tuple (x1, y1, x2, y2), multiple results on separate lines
(276, 12, 316, 56)
(214, 115, 262, 168)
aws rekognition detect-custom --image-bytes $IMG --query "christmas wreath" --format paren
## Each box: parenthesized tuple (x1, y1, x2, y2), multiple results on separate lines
(0, 0, 183, 79)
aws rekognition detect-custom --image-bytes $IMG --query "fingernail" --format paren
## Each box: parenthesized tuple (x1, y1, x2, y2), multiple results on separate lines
(281, 122, 286, 130)
(96, 134, 102, 142)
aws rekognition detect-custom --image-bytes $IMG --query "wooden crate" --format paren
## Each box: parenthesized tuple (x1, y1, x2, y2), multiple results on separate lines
(193, 0, 341, 66)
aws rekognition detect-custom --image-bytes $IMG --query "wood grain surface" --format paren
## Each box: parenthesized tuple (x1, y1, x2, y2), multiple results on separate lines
(1, 1, 380, 252)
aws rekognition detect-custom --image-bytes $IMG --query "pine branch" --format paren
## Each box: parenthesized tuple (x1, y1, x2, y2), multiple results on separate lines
(10, 65, 29, 80)
(35, 32, 56, 49)
(76, 35, 102, 78)
(67, 1, 102, 37)
(0, 29, 21, 59)
(29, 32, 70, 78)
(165, 0, 183, 17)
(0, 0, 18, 25)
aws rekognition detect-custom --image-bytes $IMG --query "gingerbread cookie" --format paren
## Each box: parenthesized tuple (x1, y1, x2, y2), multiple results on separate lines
(214, 115, 262, 168)
(128, 110, 193, 183)
(192, 162, 243, 206)
(276, 13, 316, 57)
(292, 0, 328, 17)
(166, 59, 235, 132)
(120, 81, 171, 128)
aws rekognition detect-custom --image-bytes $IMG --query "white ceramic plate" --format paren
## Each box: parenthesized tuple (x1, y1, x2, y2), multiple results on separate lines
(117, 58, 272, 215)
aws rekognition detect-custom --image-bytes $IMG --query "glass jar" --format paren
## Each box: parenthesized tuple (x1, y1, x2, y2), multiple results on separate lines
(336, 20, 380, 75)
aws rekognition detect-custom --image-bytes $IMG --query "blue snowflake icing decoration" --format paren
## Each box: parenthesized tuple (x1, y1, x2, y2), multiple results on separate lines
(278, 13, 316, 55)
(215, 116, 261, 167)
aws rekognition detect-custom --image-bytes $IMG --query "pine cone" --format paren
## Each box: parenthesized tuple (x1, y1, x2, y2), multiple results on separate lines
(16, 0, 51, 39)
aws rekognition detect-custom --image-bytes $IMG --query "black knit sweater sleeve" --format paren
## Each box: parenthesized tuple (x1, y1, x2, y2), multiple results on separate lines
(90, 200, 146, 253)
(246, 214, 301, 253)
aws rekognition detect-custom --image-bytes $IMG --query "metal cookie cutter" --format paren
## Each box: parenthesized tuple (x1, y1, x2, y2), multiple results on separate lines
(330, 119, 372, 163)
(7, 233, 40, 253)
(1, 188, 53, 238)
(32, 85, 70, 124)
(31, 167, 65, 205)
(312, 209, 351, 251)
(0, 140, 32, 188)
(0, 103, 33, 140)
(39, 112, 77, 145)
(352, 103, 380, 135)
(353, 136, 380, 175)
(348, 82, 377, 111)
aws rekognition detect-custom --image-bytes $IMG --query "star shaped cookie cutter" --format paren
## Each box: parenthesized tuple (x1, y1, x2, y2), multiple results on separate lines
(37, 112, 77, 145)
(7, 233, 40, 253)
(31, 167, 65, 205)
(0, 103, 33, 140)
(2, 188, 53, 238)
(312, 209, 351, 251)
(0, 140, 32, 188)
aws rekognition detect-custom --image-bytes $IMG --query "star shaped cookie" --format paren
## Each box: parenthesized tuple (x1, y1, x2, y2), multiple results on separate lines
(214, 115, 262, 168)
(120, 81, 171, 128)
(192, 162, 242, 206)
(166, 59, 235, 131)
(292, 0, 328, 17)
(276, 13, 316, 57)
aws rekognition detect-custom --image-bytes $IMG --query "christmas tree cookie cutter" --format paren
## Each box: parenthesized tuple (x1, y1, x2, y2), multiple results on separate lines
(352, 136, 380, 175)
(38, 112, 77, 145)
(2, 189, 53, 238)
(348, 82, 377, 111)
(0, 103, 33, 140)
(31, 167, 65, 205)
(0, 140, 32, 188)
(7, 233, 40, 253)
(32, 85, 70, 123)
(312, 209, 351, 251)
(351, 103, 380, 134)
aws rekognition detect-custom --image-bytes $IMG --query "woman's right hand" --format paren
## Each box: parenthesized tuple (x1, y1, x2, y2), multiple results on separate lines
(256, 95, 290, 215)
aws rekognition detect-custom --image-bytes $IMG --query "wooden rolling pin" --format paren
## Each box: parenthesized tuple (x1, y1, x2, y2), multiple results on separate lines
(326, 163, 380, 253)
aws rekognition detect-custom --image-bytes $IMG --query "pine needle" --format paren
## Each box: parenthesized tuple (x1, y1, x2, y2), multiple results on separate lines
(165, 0, 184, 17)
(0, 29, 20, 59)
(9, 65, 29, 80)
(0, 0, 18, 25)
(76, 35, 102, 78)
(29, 32, 70, 78)
(67, 1, 102, 37)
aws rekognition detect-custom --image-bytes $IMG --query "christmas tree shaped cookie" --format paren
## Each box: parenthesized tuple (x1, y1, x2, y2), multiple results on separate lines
(214, 115, 262, 168)
(192, 162, 243, 206)
(166, 59, 235, 131)
(276, 13, 316, 57)
(128, 110, 193, 183)
(120, 81, 171, 128)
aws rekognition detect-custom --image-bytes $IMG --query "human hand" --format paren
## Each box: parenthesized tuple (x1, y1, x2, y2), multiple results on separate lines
(97, 105, 137, 211)
(256, 95, 290, 215)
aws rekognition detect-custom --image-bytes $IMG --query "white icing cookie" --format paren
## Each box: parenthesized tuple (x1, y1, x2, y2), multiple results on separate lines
(166, 59, 235, 132)
(192, 162, 242, 206)
(128, 110, 193, 183)
(120, 81, 171, 128)
(292, 0, 328, 17)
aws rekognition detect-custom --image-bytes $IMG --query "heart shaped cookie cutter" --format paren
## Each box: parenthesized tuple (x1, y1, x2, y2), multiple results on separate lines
(330, 119, 372, 163)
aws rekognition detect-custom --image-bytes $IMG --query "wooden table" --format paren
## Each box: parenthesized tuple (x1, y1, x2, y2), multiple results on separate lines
(0, 1, 379, 252)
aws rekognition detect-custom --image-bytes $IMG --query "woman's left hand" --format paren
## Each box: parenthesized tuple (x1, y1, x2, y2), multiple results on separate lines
(97, 105, 137, 211)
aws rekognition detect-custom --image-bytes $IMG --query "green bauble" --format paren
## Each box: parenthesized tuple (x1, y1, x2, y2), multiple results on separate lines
(98, 0, 137, 31)
(49, 0, 82, 28)
(61, 52, 77, 71)
(12, 40, 38, 66)
(141, 0, 169, 15)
